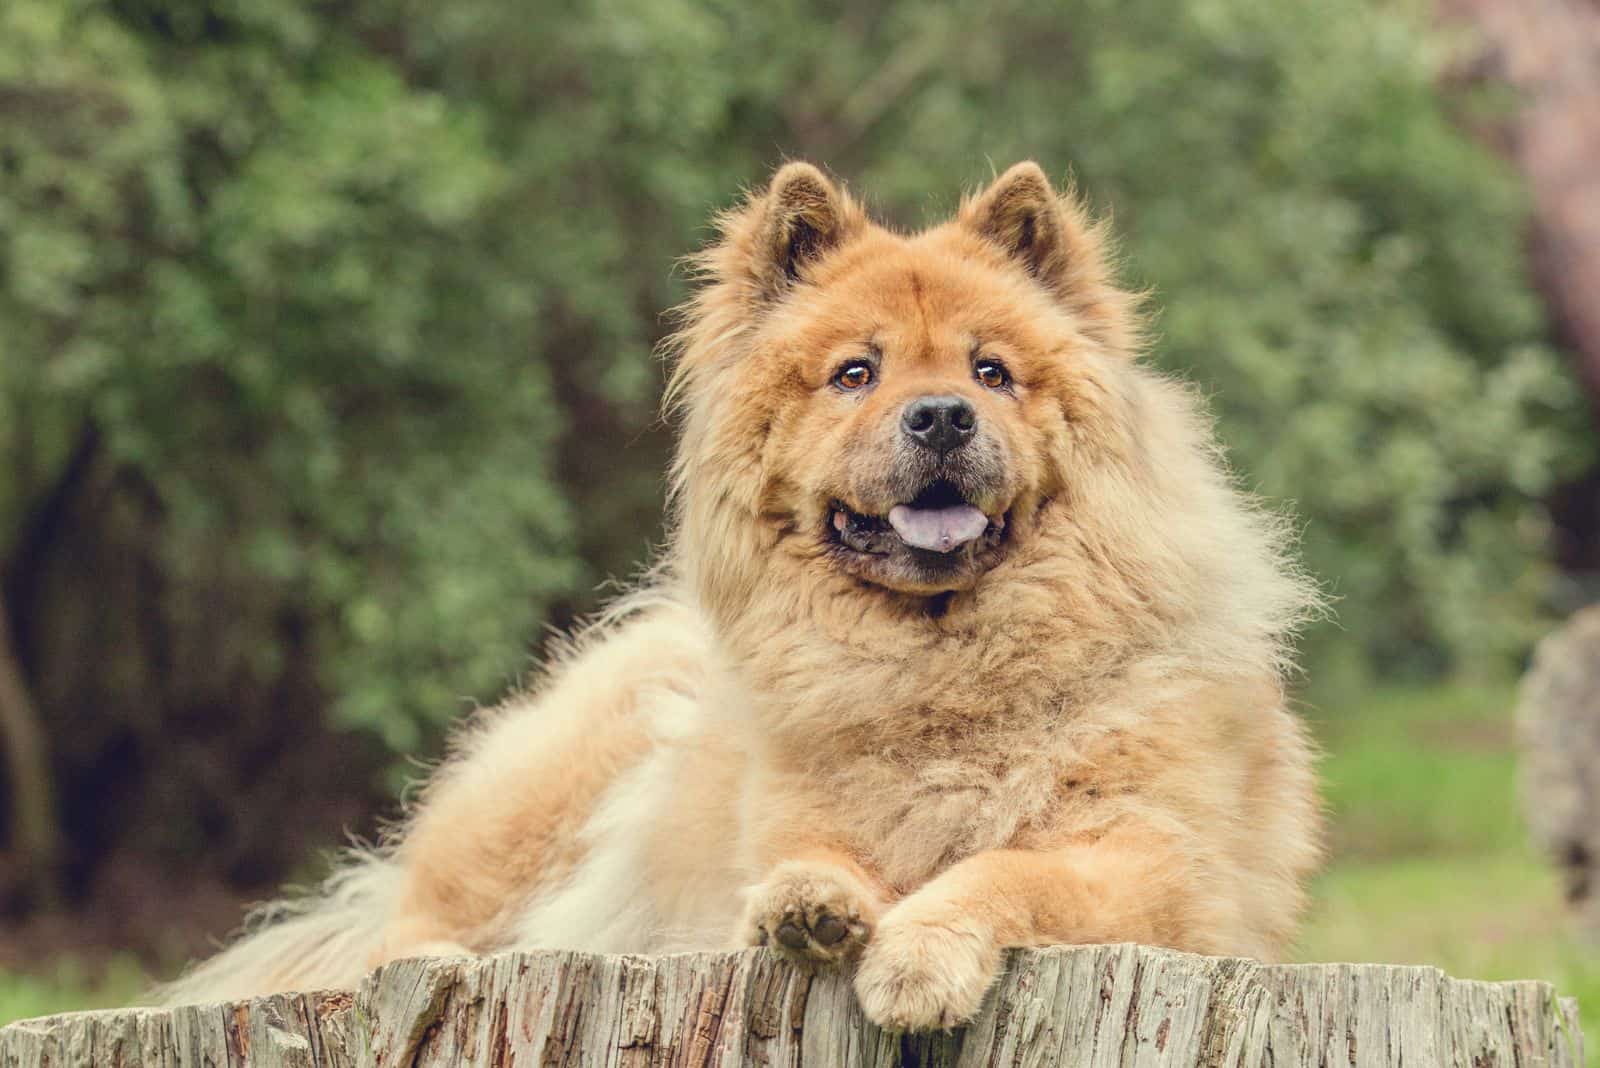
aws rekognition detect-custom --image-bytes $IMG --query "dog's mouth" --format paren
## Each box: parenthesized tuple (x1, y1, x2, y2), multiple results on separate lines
(829, 480, 1008, 558)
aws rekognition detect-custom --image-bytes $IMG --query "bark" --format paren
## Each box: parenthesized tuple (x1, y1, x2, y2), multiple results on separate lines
(0, 945, 1585, 1066)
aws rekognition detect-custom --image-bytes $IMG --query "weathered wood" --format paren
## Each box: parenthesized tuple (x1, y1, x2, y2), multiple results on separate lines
(0, 946, 1585, 1066)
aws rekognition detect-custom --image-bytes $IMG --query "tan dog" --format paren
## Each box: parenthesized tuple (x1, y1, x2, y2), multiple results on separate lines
(164, 162, 1322, 1032)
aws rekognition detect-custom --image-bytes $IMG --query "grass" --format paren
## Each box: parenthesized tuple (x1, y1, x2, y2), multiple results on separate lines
(1298, 681, 1598, 1065)
(0, 956, 149, 1026)
(1, 681, 1594, 1064)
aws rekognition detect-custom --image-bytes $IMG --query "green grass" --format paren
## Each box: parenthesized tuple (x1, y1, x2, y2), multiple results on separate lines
(1, 681, 1595, 1065)
(1298, 681, 1598, 1065)
(0, 956, 149, 1026)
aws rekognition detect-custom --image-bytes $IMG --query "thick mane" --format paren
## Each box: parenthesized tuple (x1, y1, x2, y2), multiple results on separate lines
(1053, 367, 1320, 683)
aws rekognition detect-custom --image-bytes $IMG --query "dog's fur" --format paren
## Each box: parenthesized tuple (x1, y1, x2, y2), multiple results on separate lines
(162, 162, 1322, 1031)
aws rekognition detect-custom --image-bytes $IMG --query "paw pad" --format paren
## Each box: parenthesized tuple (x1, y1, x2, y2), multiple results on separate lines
(813, 915, 849, 945)
(770, 907, 854, 955)
(741, 861, 881, 966)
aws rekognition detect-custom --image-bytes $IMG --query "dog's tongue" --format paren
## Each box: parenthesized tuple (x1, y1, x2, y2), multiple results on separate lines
(887, 504, 989, 553)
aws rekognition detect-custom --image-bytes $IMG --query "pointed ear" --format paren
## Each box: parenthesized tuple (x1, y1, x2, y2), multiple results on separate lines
(961, 161, 1140, 352)
(963, 161, 1070, 286)
(749, 162, 859, 296)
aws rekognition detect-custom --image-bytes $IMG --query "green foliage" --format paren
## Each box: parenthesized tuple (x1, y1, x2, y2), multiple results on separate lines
(1, 0, 579, 752)
(1, 0, 1587, 767)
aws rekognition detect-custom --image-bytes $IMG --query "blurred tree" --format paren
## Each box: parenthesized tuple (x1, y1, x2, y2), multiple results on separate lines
(1436, 0, 1600, 596)
(0, 0, 583, 908)
(0, 0, 1588, 917)
(376, 0, 1590, 675)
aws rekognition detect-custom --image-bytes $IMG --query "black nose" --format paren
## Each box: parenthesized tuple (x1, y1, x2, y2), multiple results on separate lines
(901, 395, 977, 454)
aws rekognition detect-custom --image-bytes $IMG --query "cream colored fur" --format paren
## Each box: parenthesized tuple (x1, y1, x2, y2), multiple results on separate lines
(164, 162, 1322, 1032)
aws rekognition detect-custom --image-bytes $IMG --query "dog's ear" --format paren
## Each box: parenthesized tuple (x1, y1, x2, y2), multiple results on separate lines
(763, 163, 848, 282)
(725, 162, 862, 301)
(961, 161, 1139, 351)
(964, 162, 1067, 284)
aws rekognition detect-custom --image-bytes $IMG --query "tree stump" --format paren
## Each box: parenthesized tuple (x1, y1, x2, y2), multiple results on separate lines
(0, 946, 1585, 1066)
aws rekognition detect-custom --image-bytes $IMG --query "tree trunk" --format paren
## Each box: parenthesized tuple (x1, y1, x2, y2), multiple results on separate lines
(1438, 0, 1600, 417)
(0, 588, 59, 906)
(0, 946, 1584, 1066)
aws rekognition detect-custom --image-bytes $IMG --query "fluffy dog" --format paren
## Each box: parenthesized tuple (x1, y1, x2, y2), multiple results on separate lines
(164, 161, 1322, 1031)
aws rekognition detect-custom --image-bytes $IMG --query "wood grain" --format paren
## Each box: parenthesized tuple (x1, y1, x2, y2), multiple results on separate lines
(1, 946, 1584, 1066)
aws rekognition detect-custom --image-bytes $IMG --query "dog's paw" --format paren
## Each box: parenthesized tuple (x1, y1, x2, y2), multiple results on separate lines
(853, 912, 999, 1032)
(741, 859, 880, 966)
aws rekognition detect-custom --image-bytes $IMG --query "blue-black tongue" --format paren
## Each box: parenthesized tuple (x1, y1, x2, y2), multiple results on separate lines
(887, 504, 988, 553)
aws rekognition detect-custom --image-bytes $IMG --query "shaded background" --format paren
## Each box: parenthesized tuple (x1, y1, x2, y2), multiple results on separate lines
(2, 0, 1599, 1054)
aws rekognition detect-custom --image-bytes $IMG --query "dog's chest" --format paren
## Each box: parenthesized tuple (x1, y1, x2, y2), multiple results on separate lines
(828, 729, 1061, 890)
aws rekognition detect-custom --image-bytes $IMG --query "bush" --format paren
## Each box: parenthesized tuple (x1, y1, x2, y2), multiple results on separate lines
(1, 0, 1586, 795)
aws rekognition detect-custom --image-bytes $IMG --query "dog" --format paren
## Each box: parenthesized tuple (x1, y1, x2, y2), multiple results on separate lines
(162, 161, 1322, 1032)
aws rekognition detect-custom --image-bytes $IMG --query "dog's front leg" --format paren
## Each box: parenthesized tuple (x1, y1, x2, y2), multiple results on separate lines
(854, 828, 1206, 1031)
(739, 845, 890, 967)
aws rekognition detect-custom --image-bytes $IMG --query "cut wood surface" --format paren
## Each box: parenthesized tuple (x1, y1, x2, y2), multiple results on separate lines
(0, 945, 1585, 1067)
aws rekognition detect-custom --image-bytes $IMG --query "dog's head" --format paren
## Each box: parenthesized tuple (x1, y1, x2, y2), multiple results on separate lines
(669, 162, 1142, 600)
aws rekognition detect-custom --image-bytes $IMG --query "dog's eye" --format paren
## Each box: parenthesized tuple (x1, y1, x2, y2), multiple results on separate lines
(834, 361, 874, 390)
(975, 359, 1009, 389)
